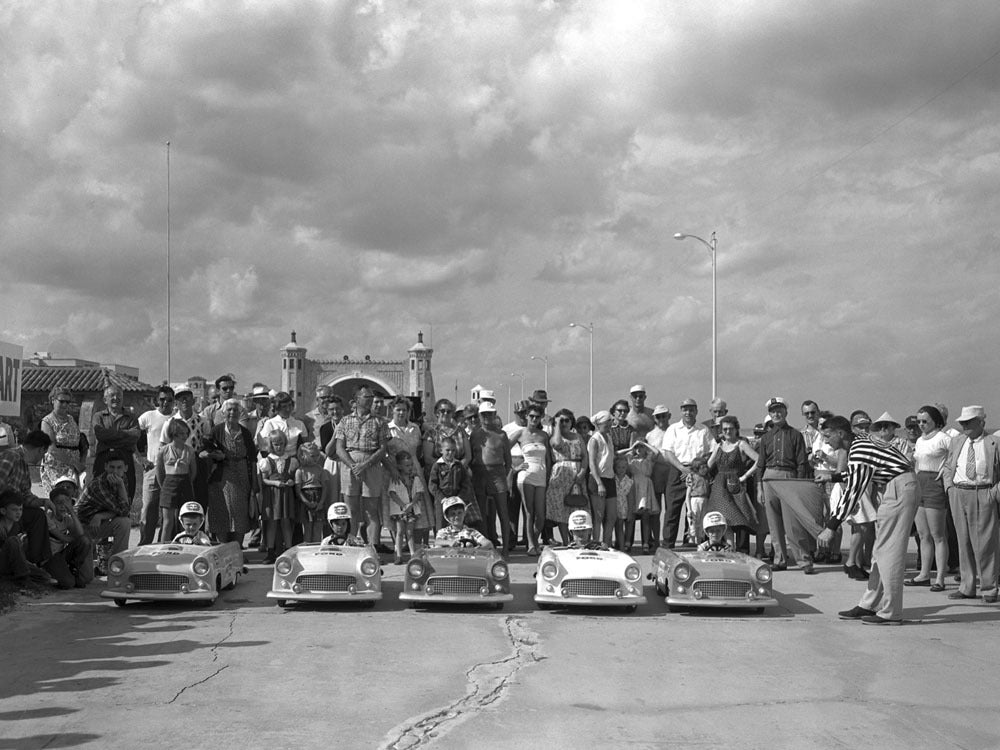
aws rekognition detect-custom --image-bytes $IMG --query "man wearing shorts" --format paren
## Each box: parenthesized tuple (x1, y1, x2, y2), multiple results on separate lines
(334, 386, 393, 551)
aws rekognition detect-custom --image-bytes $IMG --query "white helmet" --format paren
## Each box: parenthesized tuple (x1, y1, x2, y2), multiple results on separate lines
(568, 510, 593, 531)
(327, 503, 351, 522)
(702, 511, 727, 530)
(441, 496, 466, 514)
(179, 501, 204, 517)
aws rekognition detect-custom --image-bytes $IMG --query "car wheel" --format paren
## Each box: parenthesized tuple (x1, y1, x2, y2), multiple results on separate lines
(224, 574, 239, 591)
(495, 602, 504, 611)
(202, 597, 216, 608)
(408, 601, 418, 609)
(754, 607, 765, 614)
(667, 605, 683, 613)
(362, 600, 376, 609)
(274, 599, 287, 607)
(537, 603, 553, 611)
(625, 605, 637, 613)
(113, 598, 127, 608)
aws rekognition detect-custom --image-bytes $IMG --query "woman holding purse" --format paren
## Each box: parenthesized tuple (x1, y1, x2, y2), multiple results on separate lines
(705, 415, 759, 554)
(545, 408, 588, 546)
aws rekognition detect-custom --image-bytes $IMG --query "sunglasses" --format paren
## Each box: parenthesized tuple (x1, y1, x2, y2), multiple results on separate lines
(613, 409, 628, 414)
(56, 399, 74, 404)
(527, 413, 543, 419)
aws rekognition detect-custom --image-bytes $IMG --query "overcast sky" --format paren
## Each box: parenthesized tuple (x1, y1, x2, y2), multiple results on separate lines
(3, 1, 999, 425)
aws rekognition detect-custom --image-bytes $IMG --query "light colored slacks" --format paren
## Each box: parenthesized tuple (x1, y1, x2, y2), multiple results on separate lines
(949, 486, 1000, 597)
(858, 472, 918, 620)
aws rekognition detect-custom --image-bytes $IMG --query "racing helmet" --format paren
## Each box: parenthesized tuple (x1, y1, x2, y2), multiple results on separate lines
(327, 503, 351, 522)
(179, 501, 204, 517)
(702, 511, 727, 530)
(441, 496, 466, 515)
(568, 510, 593, 531)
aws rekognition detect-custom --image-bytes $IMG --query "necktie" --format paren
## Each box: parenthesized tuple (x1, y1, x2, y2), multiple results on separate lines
(966, 439, 977, 482)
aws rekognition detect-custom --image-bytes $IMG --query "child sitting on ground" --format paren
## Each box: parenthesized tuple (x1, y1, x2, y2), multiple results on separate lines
(321, 502, 364, 547)
(685, 457, 712, 546)
(45, 479, 93, 588)
(0, 491, 52, 585)
(566, 509, 608, 550)
(385, 451, 426, 563)
(697, 511, 734, 552)
(172, 502, 212, 545)
(435, 497, 491, 548)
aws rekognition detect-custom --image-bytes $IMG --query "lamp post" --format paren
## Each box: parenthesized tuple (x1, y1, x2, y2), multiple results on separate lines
(530, 355, 549, 392)
(499, 382, 510, 423)
(509, 372, 525, 401)
(568, 322, 594, 416)
(673, 231, 717, 399)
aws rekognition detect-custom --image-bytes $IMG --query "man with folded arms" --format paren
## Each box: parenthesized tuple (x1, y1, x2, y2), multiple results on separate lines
(757, 397, 810, 570)
(942, 405, 1000, 603)
(820, 413, 918, 625)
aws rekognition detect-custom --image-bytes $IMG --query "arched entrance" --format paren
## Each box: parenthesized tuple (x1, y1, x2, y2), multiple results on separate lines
(323, 373, 399, 409)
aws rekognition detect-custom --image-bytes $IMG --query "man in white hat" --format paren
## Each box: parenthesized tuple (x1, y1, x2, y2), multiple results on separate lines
(302, 384, 332, 444)
(627, 385, 654, 441)
(942, 405, 1000, 603)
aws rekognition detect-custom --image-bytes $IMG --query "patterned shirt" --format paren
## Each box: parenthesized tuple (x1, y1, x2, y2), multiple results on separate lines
(697, 539, 734, 552)
(0, 447, 35, 505)
(828, 435, 912, 529)
(161, 412, 212, 452)
(75, 474, 132, 522)
(435, 525, 489, 547)
(757, 424, 810, 478)
(334, 412, 390, 453)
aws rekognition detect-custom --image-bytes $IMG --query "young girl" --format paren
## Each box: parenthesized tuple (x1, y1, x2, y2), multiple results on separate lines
(385, 451, 426, 563)
(628, 442, 660, 553)
(157, 419, 197, 543)
(258, 431, 299, 563)
(612, 454, 635, 552)
(685, 457, 711, 547)
(296, 443, 329, 544)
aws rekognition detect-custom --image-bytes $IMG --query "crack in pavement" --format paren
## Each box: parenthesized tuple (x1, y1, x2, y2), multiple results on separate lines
(378, 616, 543, 749)
(165, 610, 238, 705)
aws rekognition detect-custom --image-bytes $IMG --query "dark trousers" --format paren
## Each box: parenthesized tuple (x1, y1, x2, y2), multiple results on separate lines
(44, 537, 93, 589)
(0, 536, 30, 579)
(20, 506, 50, 565)
(661, 466, 686, 548)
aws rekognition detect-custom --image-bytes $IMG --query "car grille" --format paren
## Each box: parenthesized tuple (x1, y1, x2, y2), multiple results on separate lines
(296, 574, 356, 592)
(693, 579, 751, 598)
(129, 574, 188, 592)
(562, 578, 619, 597)
(427, 576, 486, 595)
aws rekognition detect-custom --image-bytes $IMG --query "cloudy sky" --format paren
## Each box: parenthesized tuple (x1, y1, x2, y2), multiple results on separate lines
(3, 1, 1000, 425)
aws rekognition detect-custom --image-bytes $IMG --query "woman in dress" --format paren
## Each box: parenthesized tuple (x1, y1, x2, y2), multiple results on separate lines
(705, 416, 759, 554)
(387, 397, 422, 468)
(40, 387, 86, 493)
(207, 399, 256, 544)
(905, 405, 951, 591)
(545, 409, 587, 545)
(510, 403, 550, 555)
(609, 399, 634, 452)
(422, 399, 471, 475)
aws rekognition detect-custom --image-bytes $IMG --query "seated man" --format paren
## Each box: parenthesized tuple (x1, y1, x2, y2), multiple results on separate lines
(172, 502, 212, 546)
(0, 491, 53, 584)
(45, 480, 93, 589)
(565, 509, 608, 550)
(435, 497, 492, 548)
(75, 449, 133, 556)
(321, 502, 364, 546)
(697, 511, 734, 552)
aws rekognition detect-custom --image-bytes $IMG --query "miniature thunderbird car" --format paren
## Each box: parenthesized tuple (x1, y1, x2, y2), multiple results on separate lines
(650, 548, 777, 613)
(399, 544, 513, 608)
(267, 542, 382, 607)
(101, 542, 243, 607)
(534, 546, 647, 611)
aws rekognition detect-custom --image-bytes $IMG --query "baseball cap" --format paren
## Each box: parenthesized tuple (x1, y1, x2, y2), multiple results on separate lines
(629, 384, 646, 394)
(680, 398, 697, 408)
(652, 404, 670, 417)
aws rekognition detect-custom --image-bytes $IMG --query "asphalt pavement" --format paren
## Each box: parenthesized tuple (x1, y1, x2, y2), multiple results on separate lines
(2, 543, 1000, 750)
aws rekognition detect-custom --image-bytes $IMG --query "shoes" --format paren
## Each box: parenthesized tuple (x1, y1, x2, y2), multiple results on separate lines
(393, 556, 404, 565)
(861, 615, 902, 626)
(838, 606, 876, 620)
(903, 577, 930, 587)
(843, 564, 852, 576)
(846, 565, 869, 581)
(771, 563, 787, 572)
(802, 563, 817, 575)
(930, 583, 946, 592)
(527, 547, 539, 557)
(947, 591, 976, 600)
(984, 593, 998, 603)
(813, 551, 828, 563)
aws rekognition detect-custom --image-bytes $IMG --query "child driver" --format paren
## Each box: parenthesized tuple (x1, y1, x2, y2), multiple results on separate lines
(435, 497, 491, 548)
(172, 502, 212, 545)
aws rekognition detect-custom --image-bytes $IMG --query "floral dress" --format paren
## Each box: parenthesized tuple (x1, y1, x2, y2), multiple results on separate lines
(41, 414, 83, 493)
(545, 435, 586, 524)
(704, 444, 757, 530)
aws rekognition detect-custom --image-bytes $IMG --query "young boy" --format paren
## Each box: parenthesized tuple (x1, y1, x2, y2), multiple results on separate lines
(684, 457, 712, 546)
(45, 480, 93, 588)
(75, 449, 133, 557)
(321, 502, 364, 547)
(0, 491, 53, 584)
(697, 511, 734, 552)
(172, 502, 212, 545)
(566, 509, 607, 550)
(435, 497, 492, 548)
(428, 438, 475, 530)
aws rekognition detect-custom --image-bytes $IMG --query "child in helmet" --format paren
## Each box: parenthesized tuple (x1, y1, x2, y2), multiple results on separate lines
(697, 511, 733, 552)
(172, 502, 212, 545)
(321, 502, 364, 547)
(434, 497, 491, 548)
(566, 509, 607, 549)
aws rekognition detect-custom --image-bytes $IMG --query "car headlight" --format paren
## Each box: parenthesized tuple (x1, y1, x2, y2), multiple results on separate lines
(192, 558, 210, 577)
(109, 558, 125, 575)
(755, 565, 772, 583)
(674, 563, 693, 582)
(360, 558, 378, 577)
(624, 564, 641, 582)
(541, 561, 558, 580)
(407, 559, 425, 579)
(491, 562, 509, 580)
(275, 558, 292, 576)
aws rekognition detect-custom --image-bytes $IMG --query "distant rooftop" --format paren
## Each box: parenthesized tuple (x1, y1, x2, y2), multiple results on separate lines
(21, 365, 157, 394)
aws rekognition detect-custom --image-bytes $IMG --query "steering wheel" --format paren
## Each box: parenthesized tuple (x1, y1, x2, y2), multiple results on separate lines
(456, 538, 479, 549)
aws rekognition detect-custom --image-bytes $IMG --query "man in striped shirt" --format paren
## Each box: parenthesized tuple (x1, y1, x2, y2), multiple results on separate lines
(818, 413, 917, 625)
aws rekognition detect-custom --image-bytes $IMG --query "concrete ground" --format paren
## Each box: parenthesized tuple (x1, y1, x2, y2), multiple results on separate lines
(3, 540, 1000, 750)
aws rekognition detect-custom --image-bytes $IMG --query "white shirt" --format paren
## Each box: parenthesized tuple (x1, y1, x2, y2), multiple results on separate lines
(659, 421, 712, 464)
(913, 431, 951, 473)
(138, 410, 174, 464)
(951, 435, 989, 485)
(258, 415, 306, 458)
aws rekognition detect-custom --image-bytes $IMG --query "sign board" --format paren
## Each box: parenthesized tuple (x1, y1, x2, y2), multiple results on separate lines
(0, 340, 22, 417)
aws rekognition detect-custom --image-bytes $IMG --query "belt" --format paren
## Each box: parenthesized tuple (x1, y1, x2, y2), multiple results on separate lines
(348, 448, 377, 455)
(954, 482, 993, 490)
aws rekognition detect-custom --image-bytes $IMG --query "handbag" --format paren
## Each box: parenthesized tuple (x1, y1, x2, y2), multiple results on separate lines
(726, 476, 742, 495)
(564, 482, 588, 508)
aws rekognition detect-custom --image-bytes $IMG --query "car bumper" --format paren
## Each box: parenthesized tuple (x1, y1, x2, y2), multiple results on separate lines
(266, 590, 382, 602)
(534, 592, 647, 607)
(100, 590, 216, 602)
(399, 592, 513, 604)
(665, 595, 779, 608)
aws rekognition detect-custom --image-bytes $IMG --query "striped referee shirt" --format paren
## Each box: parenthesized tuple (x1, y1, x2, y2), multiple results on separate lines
(827, 435, 912, 530)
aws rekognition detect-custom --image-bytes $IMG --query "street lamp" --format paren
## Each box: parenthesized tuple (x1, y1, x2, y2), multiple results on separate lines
(509, 372, 525, 401)
(674, 231, 717, 399)
(568, 322, 594, 416)
(530, 355, 549, 392)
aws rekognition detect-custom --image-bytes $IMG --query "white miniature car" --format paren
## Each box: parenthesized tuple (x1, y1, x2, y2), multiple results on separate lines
(534, 545, 647, 612)
(650, 548, 778, 613)
(267, 542, 382, 608)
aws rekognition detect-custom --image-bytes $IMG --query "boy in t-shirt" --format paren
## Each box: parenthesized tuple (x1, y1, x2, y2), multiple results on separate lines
(0, 491, 52, 584)
(172, 502, 212, 545)
(434, 497, 491, 548)
(45, 480, 93, 588)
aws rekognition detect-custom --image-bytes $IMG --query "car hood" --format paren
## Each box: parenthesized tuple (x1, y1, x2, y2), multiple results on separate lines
(419, 547, 502, 575)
